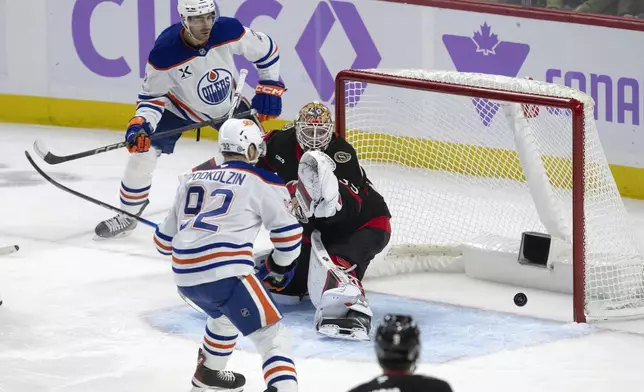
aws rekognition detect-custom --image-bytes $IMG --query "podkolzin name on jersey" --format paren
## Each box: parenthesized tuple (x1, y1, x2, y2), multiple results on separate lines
(191, 170, 246, 186)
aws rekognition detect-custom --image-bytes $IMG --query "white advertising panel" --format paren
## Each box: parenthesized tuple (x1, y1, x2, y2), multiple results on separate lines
(0, 0, 7, 77)
(0, 0, 642, 168)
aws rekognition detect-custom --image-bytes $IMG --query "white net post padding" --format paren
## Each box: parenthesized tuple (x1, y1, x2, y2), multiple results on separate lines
(336, 69, 644, 321)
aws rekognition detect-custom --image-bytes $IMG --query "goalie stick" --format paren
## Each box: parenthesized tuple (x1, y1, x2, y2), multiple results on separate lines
(33, 69, 251, 165)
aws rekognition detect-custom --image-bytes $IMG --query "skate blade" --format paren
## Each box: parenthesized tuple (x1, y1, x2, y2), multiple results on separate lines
(92, 230, 136, 241)
(189, 386, 243, 392)
(190, 381, 244, 392)
(317, 324, 370, 341)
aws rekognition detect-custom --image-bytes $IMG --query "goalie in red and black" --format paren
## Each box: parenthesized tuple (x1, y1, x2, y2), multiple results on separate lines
(193, 102, 391, 340)
(280, 149, 391, 340)
(266, 102, 392, 340)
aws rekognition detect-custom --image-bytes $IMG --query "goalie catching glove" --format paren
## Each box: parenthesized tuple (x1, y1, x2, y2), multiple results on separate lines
(293, 150, 342, 220)
(256, 253, 298, 292)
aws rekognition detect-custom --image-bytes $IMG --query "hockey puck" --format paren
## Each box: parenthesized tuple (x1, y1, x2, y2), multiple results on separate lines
(514, 292, 528, 307)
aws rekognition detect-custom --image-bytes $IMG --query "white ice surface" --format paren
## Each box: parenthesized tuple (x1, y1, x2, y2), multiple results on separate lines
(1, 123, 644, 391)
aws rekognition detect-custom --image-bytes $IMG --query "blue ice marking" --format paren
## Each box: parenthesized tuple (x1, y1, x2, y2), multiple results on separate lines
(144, 292, 595, 364)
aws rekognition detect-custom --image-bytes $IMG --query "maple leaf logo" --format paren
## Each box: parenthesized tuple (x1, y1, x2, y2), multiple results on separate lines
(442, 22, 531, 127)
(472, 23, 500, 56)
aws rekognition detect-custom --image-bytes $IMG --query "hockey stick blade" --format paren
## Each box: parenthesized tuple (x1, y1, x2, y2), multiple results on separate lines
(24, 151, 158, 228)
(33, 108, 256, 165)
(33, 139, 54, 162)
(0, 245, 19, 255)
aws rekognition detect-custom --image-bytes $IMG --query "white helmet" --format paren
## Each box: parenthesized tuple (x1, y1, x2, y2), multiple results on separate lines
(177, 0, 218, 19)
(177, 0, 219, 39)
(218, 119, 266, 164)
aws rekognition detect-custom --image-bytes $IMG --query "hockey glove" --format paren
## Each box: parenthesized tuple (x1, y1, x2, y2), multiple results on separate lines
(125, 116, 153, 153)
(251, 80, 286, 122)
(256, 254, 297, 292)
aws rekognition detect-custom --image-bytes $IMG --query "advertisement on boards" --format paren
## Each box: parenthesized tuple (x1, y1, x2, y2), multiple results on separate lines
(35, 0, 422, 113)
(1, 0, 644, 173)
(432, 9, 644, 168)
(0, 0, 6, 77)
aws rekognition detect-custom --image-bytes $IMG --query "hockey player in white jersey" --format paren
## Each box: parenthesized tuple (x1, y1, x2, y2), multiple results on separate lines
(154, 118, 300, 392)
(96, 0, 286, 239)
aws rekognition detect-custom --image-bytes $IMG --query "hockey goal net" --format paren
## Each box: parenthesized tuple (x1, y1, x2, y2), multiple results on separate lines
(335, 69, 644, 322)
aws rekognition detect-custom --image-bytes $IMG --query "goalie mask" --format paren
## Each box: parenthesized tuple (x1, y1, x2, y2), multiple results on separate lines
(218, 119, 266, 164)
(177, 0, 219, 44)
(294, 150, 341, 219)
(295, 102, 334, 151)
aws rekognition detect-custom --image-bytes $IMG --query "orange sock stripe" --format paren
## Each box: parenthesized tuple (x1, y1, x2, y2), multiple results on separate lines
(264, 365, 297, 380)
(204, 337, 236, 350)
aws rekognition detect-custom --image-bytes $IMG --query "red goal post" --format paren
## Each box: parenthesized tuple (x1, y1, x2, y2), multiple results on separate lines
(334, 68, 644, 323)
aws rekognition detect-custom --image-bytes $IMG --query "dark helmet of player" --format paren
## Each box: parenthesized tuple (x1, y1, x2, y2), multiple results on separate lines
(294, 101, 334, 151)
(375, 314, 421, 373)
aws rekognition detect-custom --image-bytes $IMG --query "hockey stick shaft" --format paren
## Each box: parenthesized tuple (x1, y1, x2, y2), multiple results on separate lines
(227, 69, 247, 119)
(35, 69, 251, 165)
(34, 109, 254, 165)
(24, 151, 158, 228)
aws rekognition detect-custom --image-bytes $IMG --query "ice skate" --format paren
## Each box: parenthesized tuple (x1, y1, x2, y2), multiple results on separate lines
(94, 200, 149, 240)
(190, 369, 245, 391)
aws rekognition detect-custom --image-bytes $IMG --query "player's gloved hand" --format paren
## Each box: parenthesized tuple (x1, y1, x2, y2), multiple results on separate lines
(251, 80, 286, 122)
(125, 116, 153, 153)
(256, 254, 297, 292)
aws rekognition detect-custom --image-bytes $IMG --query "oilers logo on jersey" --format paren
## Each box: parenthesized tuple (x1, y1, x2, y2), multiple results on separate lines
(198, 68, 233, 105)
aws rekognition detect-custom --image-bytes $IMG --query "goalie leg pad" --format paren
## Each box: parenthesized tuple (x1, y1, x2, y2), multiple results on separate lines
(119, 147, 160, 214)
(308, 230, 373, 341)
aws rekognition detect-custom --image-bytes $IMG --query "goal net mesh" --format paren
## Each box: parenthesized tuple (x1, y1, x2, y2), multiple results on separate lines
(338, 69, 644, 320)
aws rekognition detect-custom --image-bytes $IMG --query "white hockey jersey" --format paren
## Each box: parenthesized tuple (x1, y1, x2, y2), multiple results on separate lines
(136, 18, 280, 130)
(154, 160, 302, 288)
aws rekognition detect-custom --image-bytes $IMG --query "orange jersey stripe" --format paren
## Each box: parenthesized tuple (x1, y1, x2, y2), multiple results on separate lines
(172, 250, 253, 265)
(271, 233, 302, 243)
(136, 99, 166, 107)
(167, 93, 206, 122)
(246, 275, 280, 325)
